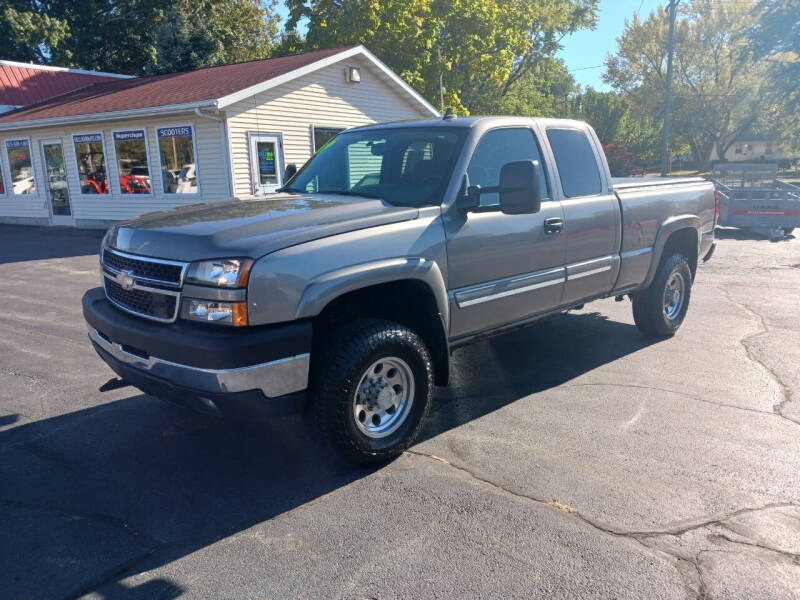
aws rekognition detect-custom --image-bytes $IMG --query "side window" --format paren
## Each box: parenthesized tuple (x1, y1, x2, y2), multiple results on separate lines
(467, 127, 549, 206)
(546, 128, 603, 198)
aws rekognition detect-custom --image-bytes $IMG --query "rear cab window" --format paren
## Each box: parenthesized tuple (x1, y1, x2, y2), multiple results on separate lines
(545, 128, 603, 198)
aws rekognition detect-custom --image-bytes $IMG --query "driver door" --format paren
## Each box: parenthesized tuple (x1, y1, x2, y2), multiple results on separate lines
(444, 126, 567, 339)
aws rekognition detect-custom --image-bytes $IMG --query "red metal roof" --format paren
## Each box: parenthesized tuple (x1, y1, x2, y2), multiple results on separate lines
(0, 47, 357, 125)
(0, 62, 125, 106)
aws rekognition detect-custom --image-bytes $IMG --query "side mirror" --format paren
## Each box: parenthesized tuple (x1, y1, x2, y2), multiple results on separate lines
(284, 163, 297, 181)
(499, 160, 542, 215)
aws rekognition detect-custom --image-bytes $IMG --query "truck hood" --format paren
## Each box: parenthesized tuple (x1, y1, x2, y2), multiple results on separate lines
(105, 193, 420, 261)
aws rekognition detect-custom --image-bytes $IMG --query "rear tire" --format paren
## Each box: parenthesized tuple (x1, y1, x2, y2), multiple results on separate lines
(632, 253, 693, 337)
(311, 319, 433, 465)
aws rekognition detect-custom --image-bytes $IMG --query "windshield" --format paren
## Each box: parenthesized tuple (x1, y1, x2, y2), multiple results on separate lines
(284, 127, 466, 207)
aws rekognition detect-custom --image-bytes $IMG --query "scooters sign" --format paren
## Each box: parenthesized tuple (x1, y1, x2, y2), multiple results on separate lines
(157, 126, 193, 138)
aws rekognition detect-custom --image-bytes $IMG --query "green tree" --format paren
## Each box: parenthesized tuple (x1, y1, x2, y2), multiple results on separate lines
(470, 57, 578, 117)
(0, 0, 280, 75)
(149, 0, 280, 73)
(283, 0, 598, 114)
(571, 88, 629, 143)
(748, 0, 800, 151)
(0, 0, 169, 74)
(605, 1, 770, 171)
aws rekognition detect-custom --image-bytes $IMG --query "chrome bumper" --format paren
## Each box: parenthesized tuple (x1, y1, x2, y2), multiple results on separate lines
(88, 326, 310, 397)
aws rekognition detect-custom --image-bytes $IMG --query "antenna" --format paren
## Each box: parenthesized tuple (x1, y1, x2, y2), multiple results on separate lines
(443, 107, 455, 121)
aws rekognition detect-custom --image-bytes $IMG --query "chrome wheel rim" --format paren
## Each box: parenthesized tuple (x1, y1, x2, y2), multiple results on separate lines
(353, 356, 415, 439)
(663, 272, 685, 320)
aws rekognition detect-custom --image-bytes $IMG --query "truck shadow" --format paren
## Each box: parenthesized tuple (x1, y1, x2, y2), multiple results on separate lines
(0, 311, 656, 598)
(0, 225, 104, 265)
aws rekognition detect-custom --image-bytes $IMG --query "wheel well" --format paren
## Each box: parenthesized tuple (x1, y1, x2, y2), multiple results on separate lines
(662, 228, 699, 279)
(313, 280, 449, 386)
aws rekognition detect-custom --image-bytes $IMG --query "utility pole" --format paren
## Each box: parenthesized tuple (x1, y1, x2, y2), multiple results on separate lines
(660, 0, 679, 176)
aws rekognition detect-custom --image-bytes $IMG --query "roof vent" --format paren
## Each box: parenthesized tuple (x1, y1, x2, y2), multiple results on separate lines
(443, 107, 455, 120)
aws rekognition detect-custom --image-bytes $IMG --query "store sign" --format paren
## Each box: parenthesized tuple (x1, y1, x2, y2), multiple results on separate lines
(5, 139, 29, 150)
(73, 133, 103, 144)
(113, 130, 145, 142)
(157, 126, 193, 138)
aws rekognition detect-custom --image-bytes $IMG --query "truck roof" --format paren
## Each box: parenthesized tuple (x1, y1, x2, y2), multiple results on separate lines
(350, 115, 590, 132)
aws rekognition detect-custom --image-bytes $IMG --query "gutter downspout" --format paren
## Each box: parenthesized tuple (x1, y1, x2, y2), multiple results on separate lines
(194, 107, 235, 198)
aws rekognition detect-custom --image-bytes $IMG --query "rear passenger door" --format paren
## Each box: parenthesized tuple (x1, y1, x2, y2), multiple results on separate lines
(545, 127, 620, 306)
(444, 126, 566, 339)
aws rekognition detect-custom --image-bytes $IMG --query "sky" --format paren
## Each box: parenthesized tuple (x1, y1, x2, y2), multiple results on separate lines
(275, 0, 666, 92)
(556, 0, 664, 90)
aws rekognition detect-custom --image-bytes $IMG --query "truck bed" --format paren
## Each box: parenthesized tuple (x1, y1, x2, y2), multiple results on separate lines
(611, 176, 716, 293)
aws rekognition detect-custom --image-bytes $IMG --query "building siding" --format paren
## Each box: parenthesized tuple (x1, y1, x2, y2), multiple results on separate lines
(0, 113, 229, 225)
(225, 56, 430, 197)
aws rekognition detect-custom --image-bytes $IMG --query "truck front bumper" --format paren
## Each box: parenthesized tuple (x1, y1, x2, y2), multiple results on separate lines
(82, 288, 312, 418)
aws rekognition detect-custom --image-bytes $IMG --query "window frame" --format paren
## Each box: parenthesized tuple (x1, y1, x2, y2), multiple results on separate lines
(311, 125, 346, 154)
(0, 144, 6, 198)
(72, 131, 111, 198)
(155, 123, 201, 197)
(466, 125, 552, 206)
(110, 127, 154, 197)
(4, 136, 39, 198)
(544, 126, 605, 199)
(248, 131, 284, 194)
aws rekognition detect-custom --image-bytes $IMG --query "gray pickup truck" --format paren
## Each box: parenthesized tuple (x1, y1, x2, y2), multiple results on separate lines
(83, 116, 717, 463)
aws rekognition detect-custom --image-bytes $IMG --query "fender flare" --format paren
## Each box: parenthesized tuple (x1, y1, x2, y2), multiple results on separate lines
(294, 257, 450, 331)
(642, 215, 701, 288)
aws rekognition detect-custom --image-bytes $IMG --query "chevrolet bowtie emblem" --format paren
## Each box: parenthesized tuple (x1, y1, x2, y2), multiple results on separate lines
(116, 270, 135, 291)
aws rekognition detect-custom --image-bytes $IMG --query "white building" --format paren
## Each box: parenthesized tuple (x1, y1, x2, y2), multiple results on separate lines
(0, 46, 438, 227)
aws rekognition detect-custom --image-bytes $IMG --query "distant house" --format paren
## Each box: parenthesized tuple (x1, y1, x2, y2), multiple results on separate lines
(711, 132, 792, 164)
(0, 46, 438, 227)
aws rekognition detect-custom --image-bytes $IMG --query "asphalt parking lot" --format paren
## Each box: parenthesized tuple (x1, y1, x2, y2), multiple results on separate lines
(1, 224, 798, 599)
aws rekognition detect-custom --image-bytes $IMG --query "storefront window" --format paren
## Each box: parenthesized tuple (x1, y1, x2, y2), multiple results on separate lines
(73, 133, 108, 194)
(114, 130, 151, 194)
(313, 126, 344, 153)
(6, 139, 36, 195)
(157, 125, 198, 194)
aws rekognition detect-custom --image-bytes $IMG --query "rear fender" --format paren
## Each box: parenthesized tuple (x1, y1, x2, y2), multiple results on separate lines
(643, 215, 701, 288)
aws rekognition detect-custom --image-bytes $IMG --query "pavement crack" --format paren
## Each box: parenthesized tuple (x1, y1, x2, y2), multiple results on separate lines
(718, 286, 798, 425)
(0, 498, 160, 550)
(406, 449, 800, 599)
(561, 382, 797, 425)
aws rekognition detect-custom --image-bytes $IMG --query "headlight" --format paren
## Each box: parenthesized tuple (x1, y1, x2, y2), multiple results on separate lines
(186, 258, 253, 288)
(183, 299, 248, 326)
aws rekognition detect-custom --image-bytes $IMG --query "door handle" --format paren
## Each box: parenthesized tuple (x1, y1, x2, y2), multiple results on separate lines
(544, 217, 563, 235)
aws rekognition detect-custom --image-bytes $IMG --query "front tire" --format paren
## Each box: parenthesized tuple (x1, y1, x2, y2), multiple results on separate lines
(311, 319, 433, 464)
(632, 253, 693, 337)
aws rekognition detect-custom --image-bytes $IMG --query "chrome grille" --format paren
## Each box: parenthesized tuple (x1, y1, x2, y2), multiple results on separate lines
(102, 248, 184, 286)
(105, 278, 178, 321)
(101, 248, 187, 323)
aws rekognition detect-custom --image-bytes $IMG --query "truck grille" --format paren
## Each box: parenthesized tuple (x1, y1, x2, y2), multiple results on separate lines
(101, 248, 187, 322)
(105, 278, 178, 321)
(102, 248, 184, 286)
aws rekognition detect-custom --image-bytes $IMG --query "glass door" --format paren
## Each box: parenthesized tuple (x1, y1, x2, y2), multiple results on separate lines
(249, 133, 284, 194)
(41, 140, 74, 226)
